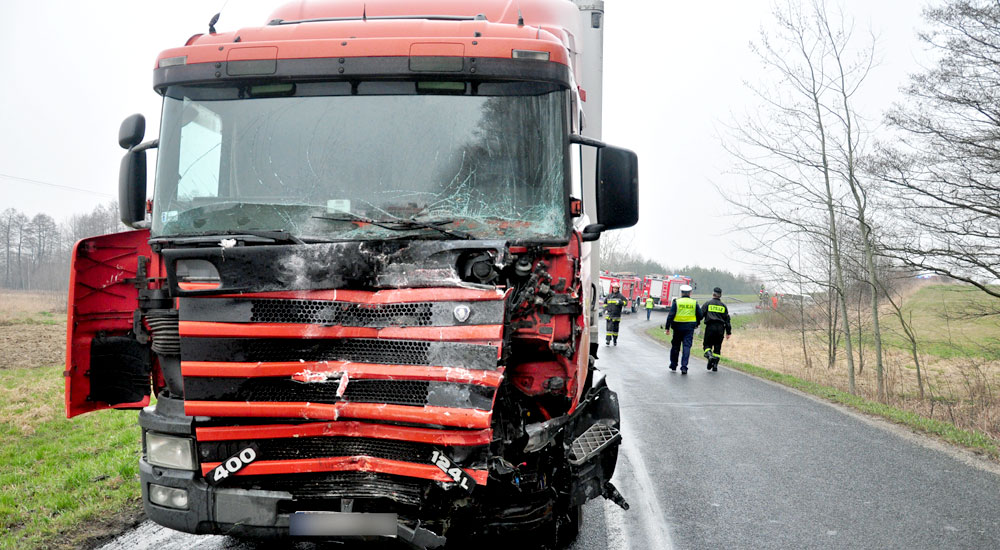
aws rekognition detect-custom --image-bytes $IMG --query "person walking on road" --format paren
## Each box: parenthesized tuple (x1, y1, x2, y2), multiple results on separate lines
(604, 283, 626, 346)
(701, 286, 732, 372)
(665, 284, 702, 374)
(645, 295, 655, 320)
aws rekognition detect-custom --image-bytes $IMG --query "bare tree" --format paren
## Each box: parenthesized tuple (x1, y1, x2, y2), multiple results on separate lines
(727, 0, 875, 392)
(880, 0, 1000, 309)
(817, 7, 889, 399)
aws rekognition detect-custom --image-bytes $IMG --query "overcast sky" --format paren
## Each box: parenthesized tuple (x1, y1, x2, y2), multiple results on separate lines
(0, 0, 929, 273)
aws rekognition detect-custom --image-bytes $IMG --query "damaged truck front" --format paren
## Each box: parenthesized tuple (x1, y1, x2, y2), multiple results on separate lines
(65, 0, 637, 547)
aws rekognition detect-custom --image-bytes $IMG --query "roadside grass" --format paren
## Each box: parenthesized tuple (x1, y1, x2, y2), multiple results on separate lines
(0, 365, 143, 550)
(716, 357, 1000, 458)
(880, 285, 1000, 359)
(0, 310, 63, 326)
(643, 324, 1000, 459)
(691, 293, 758, 303)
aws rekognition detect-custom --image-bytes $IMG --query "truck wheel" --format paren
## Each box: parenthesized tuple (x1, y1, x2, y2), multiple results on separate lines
(555, 504, 582, 548)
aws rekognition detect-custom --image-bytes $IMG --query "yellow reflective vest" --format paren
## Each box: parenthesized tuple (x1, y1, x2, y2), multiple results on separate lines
(645, 297, 654, 309)
(674, 297, 698, 323)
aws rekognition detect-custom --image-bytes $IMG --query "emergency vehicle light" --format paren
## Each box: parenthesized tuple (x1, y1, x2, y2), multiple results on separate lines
(158, 56, 188, 68)
(512, 49, 550, 61)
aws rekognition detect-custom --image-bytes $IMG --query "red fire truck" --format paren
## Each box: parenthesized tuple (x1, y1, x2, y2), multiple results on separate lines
(64, 0, 636, 546)
(598, 272, 642, 313)
(641, 274, 693, 307)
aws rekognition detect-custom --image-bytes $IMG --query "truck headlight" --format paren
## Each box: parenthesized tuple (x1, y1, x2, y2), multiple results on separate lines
(149, 484, 189, 509)
(146, 432, 196, 470)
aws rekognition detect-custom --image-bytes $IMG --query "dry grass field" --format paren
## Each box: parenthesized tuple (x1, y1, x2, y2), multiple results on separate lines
(723, 284, 1000, 441)
(0, 291, 67, 370)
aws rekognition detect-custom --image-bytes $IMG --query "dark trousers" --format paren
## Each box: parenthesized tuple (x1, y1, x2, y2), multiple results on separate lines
(606, 317, 621, 342)
(646, 308, 652, 320)
(703, 324, 726, 355)
(669, 323, 697, 368)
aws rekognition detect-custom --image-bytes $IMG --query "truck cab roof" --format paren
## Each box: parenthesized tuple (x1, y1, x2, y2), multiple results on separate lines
(155, 0, 585, 76)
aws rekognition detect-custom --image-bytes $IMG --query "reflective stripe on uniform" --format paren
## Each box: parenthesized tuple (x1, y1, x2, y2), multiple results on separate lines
(675, 297, 697, 322)
(708, 304, 726, 313)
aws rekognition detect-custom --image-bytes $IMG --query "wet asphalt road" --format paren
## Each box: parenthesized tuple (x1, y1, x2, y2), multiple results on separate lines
(100, 313, 1000, 550)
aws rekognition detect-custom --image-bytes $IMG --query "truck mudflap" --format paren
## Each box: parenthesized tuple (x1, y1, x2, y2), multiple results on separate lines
(566, 374, 628, 510)
(523, 372, 629, 510)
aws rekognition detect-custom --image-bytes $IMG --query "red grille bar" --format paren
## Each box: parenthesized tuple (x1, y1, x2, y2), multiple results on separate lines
(179, 321, 502, 341)
(200, 456, 489, 485)
(196, 420, 492, 445)
(185, 401, 492, 429)
(182, 360, 504, 386)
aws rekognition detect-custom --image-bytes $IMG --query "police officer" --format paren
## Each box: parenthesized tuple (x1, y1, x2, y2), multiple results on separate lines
(604, 283, 626, 346)
(645, 295, 655, 321)
(701, 286, 732, 372)
(665, 284, 702, 373)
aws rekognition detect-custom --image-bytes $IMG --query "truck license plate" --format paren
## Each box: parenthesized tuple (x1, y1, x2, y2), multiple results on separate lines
(289, 512, 397, 537)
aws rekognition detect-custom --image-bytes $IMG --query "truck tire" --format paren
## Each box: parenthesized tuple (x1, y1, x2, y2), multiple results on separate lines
(555, 503, 582, 548)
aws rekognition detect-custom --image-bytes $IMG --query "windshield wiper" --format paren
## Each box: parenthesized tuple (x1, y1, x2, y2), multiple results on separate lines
(151, 229, 317, 245)
(313, 214, 472, 240)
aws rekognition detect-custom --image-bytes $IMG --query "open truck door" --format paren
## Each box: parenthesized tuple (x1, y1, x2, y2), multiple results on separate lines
(65, 229, 154, 417)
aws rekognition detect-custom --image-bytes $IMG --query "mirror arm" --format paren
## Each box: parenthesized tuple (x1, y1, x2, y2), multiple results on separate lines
(569, 134, 606, 148)
(581, 223, 605, 242)
(133, 139, 159, 153)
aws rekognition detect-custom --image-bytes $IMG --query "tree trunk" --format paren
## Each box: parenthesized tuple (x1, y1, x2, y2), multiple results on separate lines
(812, 91, 856, 393)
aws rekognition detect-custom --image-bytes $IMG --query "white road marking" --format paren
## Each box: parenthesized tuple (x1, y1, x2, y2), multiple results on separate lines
(613, 413, 675, 550)
(602, 496, 632, 549)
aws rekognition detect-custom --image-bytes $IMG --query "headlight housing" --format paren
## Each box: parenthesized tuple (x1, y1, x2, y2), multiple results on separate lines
(145, 432, 196, 470)
(149, 484, 189, 509)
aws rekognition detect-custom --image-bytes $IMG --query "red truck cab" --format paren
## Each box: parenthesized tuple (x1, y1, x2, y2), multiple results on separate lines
(65, 1, 637, 546)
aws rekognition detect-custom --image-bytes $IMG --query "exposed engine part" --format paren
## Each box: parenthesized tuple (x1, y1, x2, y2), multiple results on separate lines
(514, 256, 533, 277)
(146, 309, 180, 355)
(458, 251, 499, 284)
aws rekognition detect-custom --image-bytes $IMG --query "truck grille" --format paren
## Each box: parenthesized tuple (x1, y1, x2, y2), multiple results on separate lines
(180, 288, 503, 491)
(183, 378, 496, 410)
(229, 472, 430, 507)
(181, 337, 498, 370)
(200, 436, 434, 463)
(248, 338, 431, 364)
(250, 299, 434, 327)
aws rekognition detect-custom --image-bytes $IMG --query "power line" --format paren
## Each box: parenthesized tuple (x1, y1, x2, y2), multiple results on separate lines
(0, 172, 115, 198)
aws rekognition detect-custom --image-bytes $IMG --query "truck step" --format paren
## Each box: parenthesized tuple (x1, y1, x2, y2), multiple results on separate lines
(568, 421, 621, 466)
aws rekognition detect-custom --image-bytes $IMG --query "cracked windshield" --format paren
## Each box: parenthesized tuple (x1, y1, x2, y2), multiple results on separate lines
(152, 82, 569, 241)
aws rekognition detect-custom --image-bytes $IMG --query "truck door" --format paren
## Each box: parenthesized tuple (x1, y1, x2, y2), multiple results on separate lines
(65, 229, 154, 417)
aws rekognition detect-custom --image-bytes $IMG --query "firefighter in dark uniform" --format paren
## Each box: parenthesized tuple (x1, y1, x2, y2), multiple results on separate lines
(604, 283, 626, 346)
(665, 284, 702, 373)
(701, 286, 732, 372)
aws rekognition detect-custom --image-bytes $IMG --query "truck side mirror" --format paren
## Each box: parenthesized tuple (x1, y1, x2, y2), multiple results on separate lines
(119, 150, 147, 227)
(119, 114, 145, 150)
(596, 145, 639, 230)
(117, 114, 156, 228)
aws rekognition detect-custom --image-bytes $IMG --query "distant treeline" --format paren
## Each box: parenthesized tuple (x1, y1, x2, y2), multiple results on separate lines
(1, 203, 127, 291)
